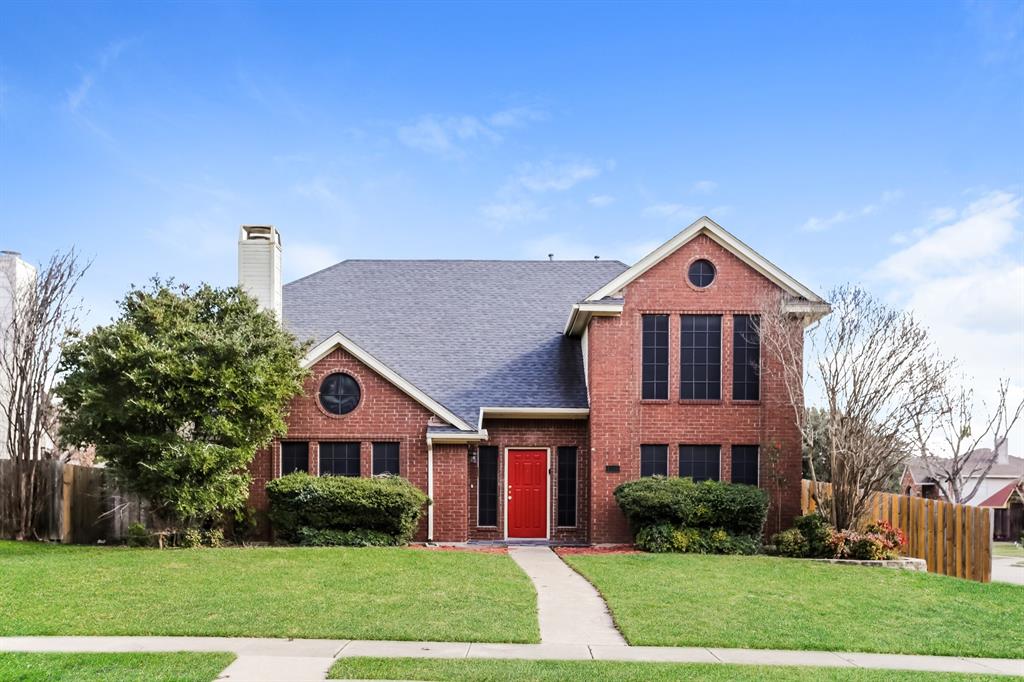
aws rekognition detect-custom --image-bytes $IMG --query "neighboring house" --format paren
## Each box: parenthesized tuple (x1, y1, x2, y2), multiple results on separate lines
(901, 440, 1024, 541)
(238, 218, 829, 543)
(0, 250, 39, 460)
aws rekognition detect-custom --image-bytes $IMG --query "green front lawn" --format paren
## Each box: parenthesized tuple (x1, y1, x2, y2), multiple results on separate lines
(563, 553, 1024, 659)
(328, 657, 997, 681)
(0, 652, 235, 682)
(0, 542, 538, 643)
(993, 542, 1024, 558)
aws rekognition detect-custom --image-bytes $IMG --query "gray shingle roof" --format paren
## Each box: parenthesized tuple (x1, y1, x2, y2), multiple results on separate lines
(283, 259, 628, 428)
(907, 449, 1024, 484)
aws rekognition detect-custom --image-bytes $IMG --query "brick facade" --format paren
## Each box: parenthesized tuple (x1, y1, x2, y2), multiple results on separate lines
(587, 234, 803, 542)
(249, 233, 805, 544)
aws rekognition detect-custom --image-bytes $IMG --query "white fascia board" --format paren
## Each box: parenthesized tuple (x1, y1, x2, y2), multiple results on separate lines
(563, 301, 624, 336)
(426, 429, 490, 445)
(302, 331, 475, 432)
(585, 216, 826, 304)
(478, 407, 590, 429)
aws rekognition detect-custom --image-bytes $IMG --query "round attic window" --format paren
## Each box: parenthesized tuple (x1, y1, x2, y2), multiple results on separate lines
(687, 259, 716, 288)
(319, 373, 361, 415)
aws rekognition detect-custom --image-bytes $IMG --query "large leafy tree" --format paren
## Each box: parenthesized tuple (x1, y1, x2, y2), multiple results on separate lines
(57, 280, 308, 529)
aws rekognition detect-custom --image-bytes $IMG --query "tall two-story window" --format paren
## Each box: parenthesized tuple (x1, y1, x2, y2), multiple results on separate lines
(731, 445, 759, 485)
(477, 446, 499, 527)
(319, 442, 360, 477)
(640, 444, 668, 477)
(642, 315, 669, 399)
(280, 442, 309, 475)
(680, 445, 720, 481)
(681, 315, 721, 400)
(372, 442, 400, 475)
(557, 446, 578, 527)
(733, 315, 760, 401)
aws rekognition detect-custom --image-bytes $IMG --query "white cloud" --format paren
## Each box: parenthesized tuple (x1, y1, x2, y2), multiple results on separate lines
(643, 203, 699, 219)
(871, 190, 1024, 445)
(66, 38, 134, 113)
(875, 191, 1020, 281)
(292, 176, 345, 207)
(398, 108, 545, 156)
(588, 195, 615, 207)
(801, 189, 903, 232)
(691, 180, 718, 194)
(515, 161, 601, 192)
(488, 107, 546, 128)
(480, 200, 548, 225)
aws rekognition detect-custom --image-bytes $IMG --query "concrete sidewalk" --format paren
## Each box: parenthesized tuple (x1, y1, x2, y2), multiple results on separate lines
(1, 636, 1022, 679)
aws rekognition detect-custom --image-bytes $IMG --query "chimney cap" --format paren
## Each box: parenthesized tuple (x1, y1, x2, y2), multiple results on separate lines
(239, 225, 281, 246)
(1, 250, 21, 257)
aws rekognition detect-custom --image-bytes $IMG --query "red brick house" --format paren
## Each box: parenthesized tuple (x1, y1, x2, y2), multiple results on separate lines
(239, 218, 829, 544)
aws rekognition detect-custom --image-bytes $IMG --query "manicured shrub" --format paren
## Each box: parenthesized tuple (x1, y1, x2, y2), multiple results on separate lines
(266, 472, 429, 545)
(180, 528, 204, 548)
(615, 476, 769, 536)
(771, 528, 809, 558)
(793, 513, 833, 558)
(827, 522, 902, 561)
(297, 527, 398, 547)
(635, 524, 759, 555)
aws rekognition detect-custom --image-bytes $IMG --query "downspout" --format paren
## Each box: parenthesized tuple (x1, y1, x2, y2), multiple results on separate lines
(426, 438, 434, 541)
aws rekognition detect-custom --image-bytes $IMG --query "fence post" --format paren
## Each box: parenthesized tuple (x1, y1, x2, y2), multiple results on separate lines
(61, 464, 74, 543)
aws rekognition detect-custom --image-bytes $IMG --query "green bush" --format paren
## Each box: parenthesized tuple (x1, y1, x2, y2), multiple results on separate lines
(772, 528, 809, 557)
(180, 528, 204, 548)
(614, 476, 769, 536)
(635, 524, 759, 555)
(298, 527, 398, 547)
(126, 522, 150, 548)
(793, 513, 833, 558)
(266, 472, 429, 544)
(634, 524, 677, 552)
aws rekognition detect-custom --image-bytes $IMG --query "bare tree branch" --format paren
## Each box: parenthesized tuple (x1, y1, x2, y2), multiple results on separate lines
(0, 250, 88, 539)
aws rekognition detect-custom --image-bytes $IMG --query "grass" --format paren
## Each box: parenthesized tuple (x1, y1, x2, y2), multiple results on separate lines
(0, 541, 538, 643)
(328, 657, 999, 681)
(992, 542, 1024, 558)
(0, 652, 235, 682)
(563, 553, 1024, 659)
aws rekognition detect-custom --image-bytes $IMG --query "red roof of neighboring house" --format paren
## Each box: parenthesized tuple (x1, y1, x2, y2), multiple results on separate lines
(977, 480, 1024, 509)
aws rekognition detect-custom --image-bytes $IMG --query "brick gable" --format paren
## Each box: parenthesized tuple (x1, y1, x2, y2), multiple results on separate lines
(587, 234, 803, 542)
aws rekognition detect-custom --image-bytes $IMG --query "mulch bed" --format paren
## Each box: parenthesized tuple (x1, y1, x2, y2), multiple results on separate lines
(408, 544, 508, 554)
(554, 545, 638, 556)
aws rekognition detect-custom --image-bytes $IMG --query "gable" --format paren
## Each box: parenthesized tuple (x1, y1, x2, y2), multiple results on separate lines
(586, 216, 827, 305)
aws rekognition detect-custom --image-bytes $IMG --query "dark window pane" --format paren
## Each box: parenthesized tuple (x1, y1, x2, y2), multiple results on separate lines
(372, 442, 400, 476)
(642, 315, 669, 400)
(557, 446, 577, 527)
(319, 373, 361, 415)
(733, 315, 761, 401)
(688, 259, 716, 287)
(319, 442, 360, 477)
(680, 445, 720, 482)
(281, 442, 309, 475)
(640, 444, 668, 477)
(731, 445, 759, 486)
(478, 446, 498, 527)
(681, 315, 721, 400)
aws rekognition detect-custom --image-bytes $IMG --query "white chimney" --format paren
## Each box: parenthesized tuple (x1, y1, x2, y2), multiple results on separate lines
(237, 225, 282, 321)
(995, 437, 1009, 465)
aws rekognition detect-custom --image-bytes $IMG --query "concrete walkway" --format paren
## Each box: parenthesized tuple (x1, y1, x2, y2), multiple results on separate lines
(1, 636, 1021, 678)
(507, 545, 626, 646)
(992, 555, 1024, 585)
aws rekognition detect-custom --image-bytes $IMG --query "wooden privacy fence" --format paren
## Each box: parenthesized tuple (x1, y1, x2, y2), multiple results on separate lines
(0, 459, 150, 544)
(802, 480, 991, 583)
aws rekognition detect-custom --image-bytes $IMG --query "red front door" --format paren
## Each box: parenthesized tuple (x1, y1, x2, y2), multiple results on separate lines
(507, 449, 548, 538)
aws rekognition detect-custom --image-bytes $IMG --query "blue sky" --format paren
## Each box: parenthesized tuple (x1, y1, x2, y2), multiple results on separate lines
(2, 1, 1022, 434)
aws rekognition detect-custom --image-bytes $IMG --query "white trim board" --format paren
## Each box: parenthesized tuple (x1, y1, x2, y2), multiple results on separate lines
(586, 216, 827, 304)
(302, 331, 474, 432)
